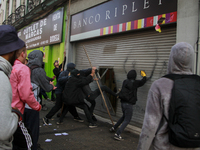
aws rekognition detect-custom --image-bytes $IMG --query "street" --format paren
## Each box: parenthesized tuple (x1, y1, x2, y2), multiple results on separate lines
(38, 101, 139, 150)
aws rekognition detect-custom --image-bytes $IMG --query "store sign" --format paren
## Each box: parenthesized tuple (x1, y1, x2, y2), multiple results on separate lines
(70, 0, 177, 41)
(18, 7, 64, 49)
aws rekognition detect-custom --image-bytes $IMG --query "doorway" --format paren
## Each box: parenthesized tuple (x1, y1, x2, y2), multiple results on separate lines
(98, 68, 117, 112)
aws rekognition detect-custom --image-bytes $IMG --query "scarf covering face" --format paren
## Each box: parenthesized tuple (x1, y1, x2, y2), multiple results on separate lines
(167, 42, 194, 75)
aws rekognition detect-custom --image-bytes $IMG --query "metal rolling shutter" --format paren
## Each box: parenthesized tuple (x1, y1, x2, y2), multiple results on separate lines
(74, 26, 176, 127)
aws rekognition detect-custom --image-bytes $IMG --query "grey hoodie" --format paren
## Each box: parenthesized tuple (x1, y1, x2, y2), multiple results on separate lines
(27, 50, 53, 92)
(0, 56, 18, 150)
(137, 42, 200, 150)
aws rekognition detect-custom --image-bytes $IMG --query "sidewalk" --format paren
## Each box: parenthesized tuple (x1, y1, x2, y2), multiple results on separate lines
(38, 100, 140, 150)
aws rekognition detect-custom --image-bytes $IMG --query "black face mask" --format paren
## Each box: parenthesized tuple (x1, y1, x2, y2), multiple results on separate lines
(71, 69, 80, 78)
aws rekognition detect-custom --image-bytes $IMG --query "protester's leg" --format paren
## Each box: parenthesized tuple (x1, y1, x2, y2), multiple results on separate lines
(76, 103, 94, 124)
(116, 102, 133, 136)
(90, 85, 117, 100)
(58, 104, 69, 123)
(45, 93, 62, 119)
(24, 108, 40, 150)
(51, 90, 56, 101)
(68, 105, 84, 122)
(85, 97, 96, 114)
(68, 105, 79, 117)
(113, 103, 125, 130)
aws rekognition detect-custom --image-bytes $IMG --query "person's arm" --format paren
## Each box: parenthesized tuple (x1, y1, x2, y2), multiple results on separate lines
(0, 75, 18, 140)
(36, 68, 54, 92)
(76, 68, 95, 87)
(59, 52, 66, 70)
(46, 75, 55, 82)
(18, 66, 41, 111)
(80, 68, 92, 77)
(138, 77, 147, 87)
(58, 71, 69, 84)
(137, 82, 162, 150)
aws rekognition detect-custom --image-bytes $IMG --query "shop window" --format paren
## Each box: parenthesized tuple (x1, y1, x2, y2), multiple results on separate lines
(98, 68, 117, 112)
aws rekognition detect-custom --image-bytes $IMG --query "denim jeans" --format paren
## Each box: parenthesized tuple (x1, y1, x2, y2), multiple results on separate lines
(114, 102, 133, 135)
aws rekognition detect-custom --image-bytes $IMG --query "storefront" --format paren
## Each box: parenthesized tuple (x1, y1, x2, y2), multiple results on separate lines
(69, 0, 177, 127)
(17, 7, 66, 98)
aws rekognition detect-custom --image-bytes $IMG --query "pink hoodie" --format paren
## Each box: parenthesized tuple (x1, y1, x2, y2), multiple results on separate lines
(10, 59, 41, 114)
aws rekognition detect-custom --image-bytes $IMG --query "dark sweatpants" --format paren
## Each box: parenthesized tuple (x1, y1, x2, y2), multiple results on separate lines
(46, 93, 79, 119)
(24, 108, 39, 150)
(76, 103, 94, 124)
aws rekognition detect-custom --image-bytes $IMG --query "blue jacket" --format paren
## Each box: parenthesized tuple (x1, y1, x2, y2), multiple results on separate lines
(55, 63, 75, 94)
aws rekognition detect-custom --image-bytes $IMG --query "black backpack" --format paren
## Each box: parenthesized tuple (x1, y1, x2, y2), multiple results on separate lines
(164, 74, 200, 148)
(119, 79, 137, 104)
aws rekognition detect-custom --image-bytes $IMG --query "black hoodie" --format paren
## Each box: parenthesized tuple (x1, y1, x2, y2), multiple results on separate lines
(55, 63, 76, 94)
(119, 70, 146, 105)
(62, 69, 93, 105)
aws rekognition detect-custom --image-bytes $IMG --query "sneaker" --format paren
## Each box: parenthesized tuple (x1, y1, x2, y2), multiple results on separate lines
(114, 133, 124, 141)
(42, 117, 49, 125)
(92, 115, 97, 121)
(74, 117, 84, 122)
(56, 120, 63, 125)
(109, 127, 116, 132)
(89, 123, 97, 128)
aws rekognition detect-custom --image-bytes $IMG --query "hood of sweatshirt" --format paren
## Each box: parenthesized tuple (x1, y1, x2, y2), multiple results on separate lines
(167, 42, 194, 75)
(0, 56, 12, 77)
(27, 50, 43, 68)
(127, 70, 137, 80)
(67, 63, 76, 72)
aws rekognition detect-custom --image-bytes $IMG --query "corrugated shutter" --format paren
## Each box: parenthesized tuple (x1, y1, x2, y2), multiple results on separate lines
(74, 26, 176, 127)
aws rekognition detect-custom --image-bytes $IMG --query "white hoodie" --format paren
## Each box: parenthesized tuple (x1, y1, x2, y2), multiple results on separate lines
(137, 42, 200, 150)
(0, 56, 18, 150)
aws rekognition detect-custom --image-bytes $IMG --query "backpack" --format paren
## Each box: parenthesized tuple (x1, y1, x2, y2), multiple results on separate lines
(164, 74, 200, 148)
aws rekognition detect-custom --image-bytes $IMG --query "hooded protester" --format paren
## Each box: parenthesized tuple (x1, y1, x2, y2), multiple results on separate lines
(137, 42, 200, 150)
(25, 50, 55, 150)
(62, 68, 98, 128)
(0, 25, 22, 150)
(110, 69, 146, 141)
(43, 62, 83, 125)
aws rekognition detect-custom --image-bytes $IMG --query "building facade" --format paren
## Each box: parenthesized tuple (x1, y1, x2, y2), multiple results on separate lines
(1, 0, 199, 128)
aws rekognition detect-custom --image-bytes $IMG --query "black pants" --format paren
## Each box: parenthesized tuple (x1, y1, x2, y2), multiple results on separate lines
(86, 85, 117, 114)
(46, 93, 79, 119)
(59, 104, 80, 122)
(51, 90, 56, 101)
(75, 103, 94, 124)
(24, 108, 39, 150)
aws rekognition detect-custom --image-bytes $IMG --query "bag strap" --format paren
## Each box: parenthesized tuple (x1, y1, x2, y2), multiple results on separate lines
(0, 68, 5, 75)
(12, 108, 24, 122)
(163, 74, 200, 80)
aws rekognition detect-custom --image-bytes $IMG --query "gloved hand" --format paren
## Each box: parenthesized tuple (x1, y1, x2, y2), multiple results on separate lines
(140, 70, 146, 77)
